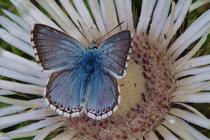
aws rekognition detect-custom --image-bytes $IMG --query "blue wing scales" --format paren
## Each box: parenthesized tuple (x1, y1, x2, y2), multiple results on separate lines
(32, 24, 85, 71)
(98, 31, 131, 78)
(86, 69, 120, 120)
(45, 67, 88, 117)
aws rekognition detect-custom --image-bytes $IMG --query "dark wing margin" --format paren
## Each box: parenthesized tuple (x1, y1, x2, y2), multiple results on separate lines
(31, 24, 85, 71)
(85, 70, 120, 120)
(98, 31, 132, 79)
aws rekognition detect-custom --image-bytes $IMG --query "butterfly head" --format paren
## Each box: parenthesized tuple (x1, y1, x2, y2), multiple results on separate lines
(89, 43, 97, 50)
(89, 40, 101, 49)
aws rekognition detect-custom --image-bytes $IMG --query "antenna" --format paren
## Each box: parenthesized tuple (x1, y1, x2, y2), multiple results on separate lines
(101, 21, 124, 40)
(94, 21, 124, 46)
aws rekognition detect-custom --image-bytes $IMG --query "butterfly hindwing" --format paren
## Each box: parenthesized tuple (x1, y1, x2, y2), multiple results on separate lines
(45, 67, 88, 117)
(32, 24, 85, 71)
(98, 31, 131, 78)
(86, 69, 120, 120)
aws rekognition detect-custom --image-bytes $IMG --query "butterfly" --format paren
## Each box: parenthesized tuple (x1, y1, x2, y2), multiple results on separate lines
(31, 24, 132, 120)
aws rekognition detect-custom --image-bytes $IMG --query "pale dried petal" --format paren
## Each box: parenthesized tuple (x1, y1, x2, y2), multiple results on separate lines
(33, 122, 64, 140)
(190, 0, 210, 11)
(137, 0, 157, 34)
(36, 0, 88, 46)
(0, 49, 39, 70)
(156, 125, 178, 140)
(73, 0, 100, 39)
(115, 0, 128, 30)
(0, 80, 44, 96)
(0, 54, 49, 78)
(87, 0, 106, 34)
(165, 115, 209, 140)
(0, 16, 30, 43)
(0, 109, 54, 129)
(0, 29, 34, 57)
(2, 9, 31, 32)
(16, 0, 60, 30)
(180, 55, 210, 71)
(174, 34, 207, 72)
(8, 117, 62, 135)
(0, 96, 44, 108)
(149, 0, 171, 40)
(100, 0, 119, 35)
(163, 116, 197, 140)
(173, 93, 210, 103)
(144, 131, 159, 140)
(168, 9, 210, 58)
(0, 106, 27, 117)
(0, 90, 16, 96)
(170, 109, 210, 129)
(10, 0, 38, 26)
(176, 103, 206, 118)
(0, 67, 47, 86)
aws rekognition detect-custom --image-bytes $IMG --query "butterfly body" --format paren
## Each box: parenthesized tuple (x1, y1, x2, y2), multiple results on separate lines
(31, 24, 131, 120)
(80, 49, 100, 74)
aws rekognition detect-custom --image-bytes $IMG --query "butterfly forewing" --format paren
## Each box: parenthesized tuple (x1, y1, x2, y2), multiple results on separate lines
(99, 31, 131, 78)
(32, 24, 85, 71)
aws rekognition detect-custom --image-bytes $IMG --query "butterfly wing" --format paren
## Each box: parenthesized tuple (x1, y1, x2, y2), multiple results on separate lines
(45, 67, 88, 118)
(31, 24, 85, 71)
(98, 31, 131, 79)
(86, 69, 120, 120)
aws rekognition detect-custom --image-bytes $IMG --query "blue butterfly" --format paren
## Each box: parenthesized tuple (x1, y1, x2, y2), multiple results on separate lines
(31, 24, 131, 120)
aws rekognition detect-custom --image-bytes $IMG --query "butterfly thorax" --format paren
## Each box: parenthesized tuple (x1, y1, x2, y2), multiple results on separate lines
(81, 50, 100, 74)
